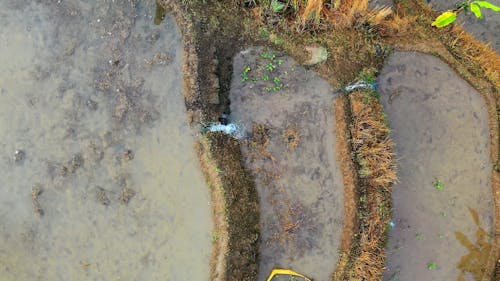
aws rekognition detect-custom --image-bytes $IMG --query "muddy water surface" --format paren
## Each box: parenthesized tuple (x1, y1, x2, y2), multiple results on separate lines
(379, 52, 494, 281)
(0, 1, 212, 280)
(229, 47, 344, 281)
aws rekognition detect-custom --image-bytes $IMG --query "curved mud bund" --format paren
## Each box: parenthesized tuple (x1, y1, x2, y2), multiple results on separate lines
(0, 1, 212, 280)
(379, 52, 494, 280)
(229, 47, 344, 281)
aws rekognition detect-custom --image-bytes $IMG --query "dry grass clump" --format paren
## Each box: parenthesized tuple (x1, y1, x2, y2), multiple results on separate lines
(256, 0, 392, 30)
(445, 27, 500, 86)
(350, 91, 396, 189)
(333, 91, 395, 281)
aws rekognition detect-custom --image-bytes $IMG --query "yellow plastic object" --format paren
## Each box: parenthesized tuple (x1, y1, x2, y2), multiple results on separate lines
(266, 268, 312, 281)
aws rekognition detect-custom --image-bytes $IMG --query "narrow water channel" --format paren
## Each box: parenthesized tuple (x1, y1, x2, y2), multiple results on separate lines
(0, 1, 212, 280)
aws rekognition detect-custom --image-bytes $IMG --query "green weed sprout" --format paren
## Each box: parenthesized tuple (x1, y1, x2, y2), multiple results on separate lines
(241, 65, 251, 82)
(432, 1, 500, 28)
(261, 52, 276, 60)
(427, 262, 438, 270)
(433, 179, 444, 190)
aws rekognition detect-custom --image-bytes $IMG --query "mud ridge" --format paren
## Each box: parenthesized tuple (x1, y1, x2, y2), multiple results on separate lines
(159, 1, 260, 280)
(331, 95, 361, 280)
(334, 90, 396, 281)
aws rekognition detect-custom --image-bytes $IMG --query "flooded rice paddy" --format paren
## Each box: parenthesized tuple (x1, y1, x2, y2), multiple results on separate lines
(0, 0, 212, 280)
(229, 47, 344, 281)
(379, 52, 494, 281)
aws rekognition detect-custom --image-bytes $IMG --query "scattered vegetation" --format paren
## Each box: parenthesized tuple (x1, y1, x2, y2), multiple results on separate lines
(241, 50, 286, 92)
(432, 1, 500, 28)
(247, 0, 392, 30)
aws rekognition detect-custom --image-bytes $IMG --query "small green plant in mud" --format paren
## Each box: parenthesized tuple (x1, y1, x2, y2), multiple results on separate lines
(241, 65, 251, 82)
(261, 51, 276, 60)
(427, 261, 438, 270)
(266, 62, 276, 72)
(258, 51, 285, 93)
(433, 178, 444, 190)
(432, 1, 500, 27)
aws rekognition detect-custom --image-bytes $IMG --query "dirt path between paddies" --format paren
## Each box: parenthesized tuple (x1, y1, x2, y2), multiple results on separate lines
(380, 52, 495, 281)
(228, 47, 344, 281)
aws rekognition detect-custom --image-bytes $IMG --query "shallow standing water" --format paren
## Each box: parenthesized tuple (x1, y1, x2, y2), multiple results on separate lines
(0, 1, 212, 280)
(379, 52, 494, 281)
(229, 47, 344, 281)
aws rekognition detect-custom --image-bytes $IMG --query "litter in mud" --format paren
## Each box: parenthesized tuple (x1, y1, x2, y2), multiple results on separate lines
(344, 80, 376, 92)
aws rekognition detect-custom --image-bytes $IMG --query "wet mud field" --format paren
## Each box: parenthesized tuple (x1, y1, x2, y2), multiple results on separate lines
(0, 0, 499, 280)
(380, 52, 494, 281)
(0, 0, 212, 280)
(229, 47, 345, 281)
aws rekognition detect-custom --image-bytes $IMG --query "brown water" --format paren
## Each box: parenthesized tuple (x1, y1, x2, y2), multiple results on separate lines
(229, 47, 344, 281)
(0, 1, 212, 280)
(379, 52, 494, 281)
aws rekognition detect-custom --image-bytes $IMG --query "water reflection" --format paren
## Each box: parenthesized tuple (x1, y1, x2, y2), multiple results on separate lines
(456, 207, 493, 281)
